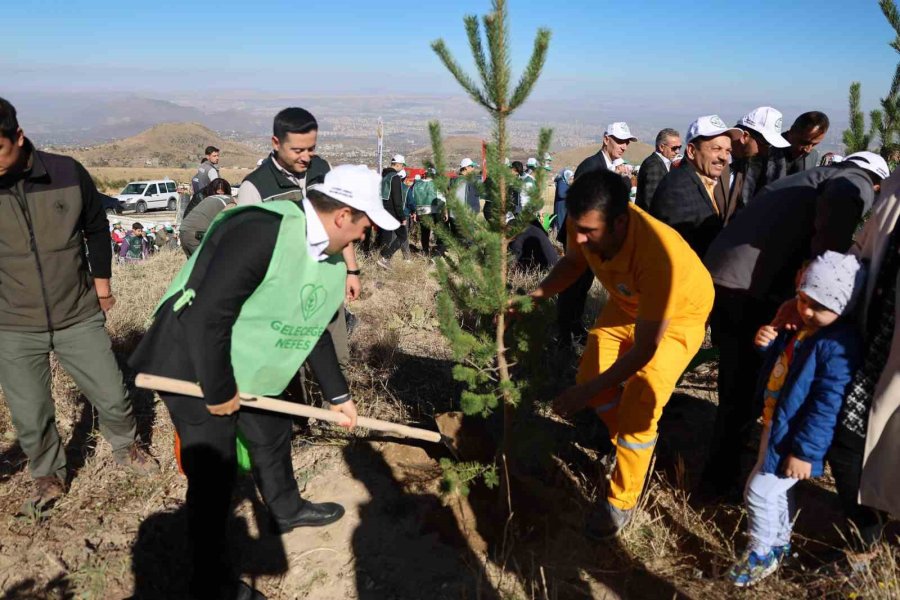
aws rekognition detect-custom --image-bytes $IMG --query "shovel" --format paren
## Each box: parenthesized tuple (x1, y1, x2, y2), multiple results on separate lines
(135, 373, 459, 458)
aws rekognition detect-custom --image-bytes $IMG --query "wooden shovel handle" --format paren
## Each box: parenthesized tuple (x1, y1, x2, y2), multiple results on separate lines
(135, 373, 442, 444)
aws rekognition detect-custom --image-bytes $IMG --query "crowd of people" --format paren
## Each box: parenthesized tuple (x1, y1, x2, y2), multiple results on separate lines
(1, 90, 899, 599)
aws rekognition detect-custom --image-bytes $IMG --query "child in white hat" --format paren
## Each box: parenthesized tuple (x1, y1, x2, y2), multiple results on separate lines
(728, 251, 866, 587)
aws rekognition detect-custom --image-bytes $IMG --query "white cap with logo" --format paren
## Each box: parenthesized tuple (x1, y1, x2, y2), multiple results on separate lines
(738, 106, 790, 149)
(604, 122, 637, 142)
(309, 164, 400, 231)
(459, 157, 475, 169)
(844, 151, 890, 180)
(685, 115, 741, 145)
(390, 154, 406, 166)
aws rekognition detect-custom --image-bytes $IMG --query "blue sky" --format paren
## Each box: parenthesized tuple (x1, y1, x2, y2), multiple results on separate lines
(1, 0, 896, 116)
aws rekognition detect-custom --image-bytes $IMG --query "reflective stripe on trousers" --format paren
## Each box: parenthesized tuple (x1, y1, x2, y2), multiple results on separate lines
(577, 301, 706, 510)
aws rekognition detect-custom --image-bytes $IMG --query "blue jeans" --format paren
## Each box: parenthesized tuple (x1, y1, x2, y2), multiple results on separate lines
(744, 425, 799, 555)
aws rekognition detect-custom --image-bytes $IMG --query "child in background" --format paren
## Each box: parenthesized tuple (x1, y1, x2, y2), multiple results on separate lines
(119, 222, 149, 263)
(728, 251, 865, 587)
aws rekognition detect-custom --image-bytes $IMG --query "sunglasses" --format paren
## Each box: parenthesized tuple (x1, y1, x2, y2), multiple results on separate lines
(668, 145, 683, 152)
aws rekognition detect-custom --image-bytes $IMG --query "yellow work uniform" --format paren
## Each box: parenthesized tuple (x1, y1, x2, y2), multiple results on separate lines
(568, 204, 714, 510)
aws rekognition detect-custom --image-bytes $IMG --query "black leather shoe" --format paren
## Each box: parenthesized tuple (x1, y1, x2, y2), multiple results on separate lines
(273, 501, 345, 533)
(235, 581, 267, 600)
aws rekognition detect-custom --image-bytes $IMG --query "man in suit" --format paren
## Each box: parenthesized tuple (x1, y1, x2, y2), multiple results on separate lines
(648, 115, 741, 258)
(636, 128, 681, 210)
(574, 122, 637, 179)
(560, 122, 638, 347)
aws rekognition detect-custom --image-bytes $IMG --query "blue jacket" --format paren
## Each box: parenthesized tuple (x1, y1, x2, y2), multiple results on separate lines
(756, 322, 862, 477)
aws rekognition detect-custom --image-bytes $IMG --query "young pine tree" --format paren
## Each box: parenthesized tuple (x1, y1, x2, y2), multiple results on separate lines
(427, 0, 553, 497)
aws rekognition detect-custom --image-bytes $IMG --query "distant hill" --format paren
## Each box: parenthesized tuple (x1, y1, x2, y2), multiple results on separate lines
(551, 141, 654, 171)
(54, 122, 264, 169)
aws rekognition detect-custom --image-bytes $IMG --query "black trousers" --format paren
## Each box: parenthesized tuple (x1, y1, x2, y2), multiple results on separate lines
(703, 287, 779, 492)
(162, 394, 304, 599)
(420, 214, 445, 256)
(555, 216, 590, 342)
(827, 426, 885, 549)
(381, 224, 410, 260)
(557, 268, 593, 341)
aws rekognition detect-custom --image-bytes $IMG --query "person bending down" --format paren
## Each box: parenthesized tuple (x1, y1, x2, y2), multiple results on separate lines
(522, 169, 714, 538)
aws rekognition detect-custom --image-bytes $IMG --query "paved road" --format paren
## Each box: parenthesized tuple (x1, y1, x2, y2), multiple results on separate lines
(110, 209, 180, 226)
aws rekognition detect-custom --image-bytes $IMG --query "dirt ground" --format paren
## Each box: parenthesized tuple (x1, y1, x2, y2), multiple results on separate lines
(0, 248, 897, 600)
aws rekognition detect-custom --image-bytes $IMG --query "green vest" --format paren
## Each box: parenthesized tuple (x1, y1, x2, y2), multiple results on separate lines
(125, 235, 145, 259)
(154, 201, 346, 396)
(411, 180, 439, 214)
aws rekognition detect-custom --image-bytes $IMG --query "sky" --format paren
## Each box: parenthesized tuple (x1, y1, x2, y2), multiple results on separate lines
(1, 0, 897, 119)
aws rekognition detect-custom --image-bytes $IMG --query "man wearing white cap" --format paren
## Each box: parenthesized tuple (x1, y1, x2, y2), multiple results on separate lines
(575, 122, 637, 180)
(454, 157, 482, 215)
(555, 122, 638, 347)
(729, 106, 792, 205)
(130, 164, 398, 600)
(700, 151, 890, 501)
(648, 115, 741, 257)
(378, 154, 410, 266)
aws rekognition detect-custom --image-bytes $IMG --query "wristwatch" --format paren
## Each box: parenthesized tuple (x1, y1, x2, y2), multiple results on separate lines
(347, 269, 361, 276)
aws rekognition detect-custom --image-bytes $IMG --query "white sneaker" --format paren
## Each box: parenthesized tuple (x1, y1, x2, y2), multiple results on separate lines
(376, 258, 391, 270)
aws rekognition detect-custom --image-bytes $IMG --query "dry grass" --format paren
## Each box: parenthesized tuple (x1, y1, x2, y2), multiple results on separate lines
(0, 245, 897, 600)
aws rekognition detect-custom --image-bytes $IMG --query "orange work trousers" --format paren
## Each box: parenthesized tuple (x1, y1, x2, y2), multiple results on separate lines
(576, 302, 706, 510)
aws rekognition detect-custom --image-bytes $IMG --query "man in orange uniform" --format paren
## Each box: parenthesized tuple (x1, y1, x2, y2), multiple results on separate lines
(526, 169, 714, 537)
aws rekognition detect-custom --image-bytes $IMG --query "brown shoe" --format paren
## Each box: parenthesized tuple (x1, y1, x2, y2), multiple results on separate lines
(20, 475, 66, 516)
(114, 443, 159, 475)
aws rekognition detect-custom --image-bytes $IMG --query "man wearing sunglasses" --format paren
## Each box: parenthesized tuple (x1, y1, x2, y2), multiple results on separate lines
(636, 128, 681, 210)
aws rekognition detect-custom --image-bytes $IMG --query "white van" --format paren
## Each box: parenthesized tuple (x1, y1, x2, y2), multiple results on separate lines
(117, 179, 179, 213)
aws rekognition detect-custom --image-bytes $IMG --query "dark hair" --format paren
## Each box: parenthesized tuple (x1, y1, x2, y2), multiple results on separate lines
(273, 107, 318, 141)
(306, 188, 366, 221)
(203, 178, 231, 197)
(791, 111, 830, 134)
(511, 160, 525, 176)
(0, 97, 20, 141)
(205, 146, 219, 156)
(132, 222, 144, 230)
(565, 169, 630, 221)
(735, 124, 768, 147)
(655, 128, 680, 148)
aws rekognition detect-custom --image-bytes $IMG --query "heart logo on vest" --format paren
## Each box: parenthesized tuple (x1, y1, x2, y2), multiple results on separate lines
(300, 284, 328, 321)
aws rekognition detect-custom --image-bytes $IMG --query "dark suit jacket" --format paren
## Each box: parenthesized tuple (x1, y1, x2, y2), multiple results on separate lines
(649, 161, 726, 258)
(574, 150, 610, 180)
(635, 152, 668, 210)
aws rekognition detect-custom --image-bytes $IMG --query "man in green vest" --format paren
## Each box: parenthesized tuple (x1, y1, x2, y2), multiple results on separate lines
(129, 164, 399, 600)
(408, 168, 446, 256)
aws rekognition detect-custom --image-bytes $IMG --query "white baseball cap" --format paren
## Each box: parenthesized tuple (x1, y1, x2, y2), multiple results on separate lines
(737, 106, 791, 149)
(604, 122, 637, 142)
(459, 157, 475, 169)
(844, 151, 890, 180)
(390, 154, 406, 166)
(526, 157, 539, 168)
(685, 115, 741, 145)
(309, 164, 400, 231)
